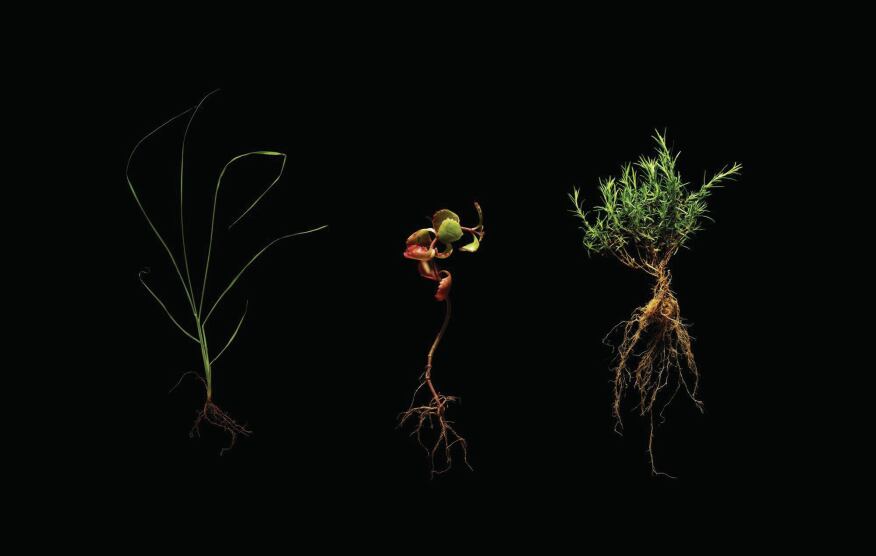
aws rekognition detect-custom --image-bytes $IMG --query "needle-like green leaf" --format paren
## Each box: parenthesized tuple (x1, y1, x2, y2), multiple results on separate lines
(199, 151, 288, 315)
(138, 270, 200, 343)
(570, 131, 741, 265)
(211, 301, 249, 365)
(126, 106, 198, 315)
(227, 151, 288, 229)
(204, 224, 328, 324)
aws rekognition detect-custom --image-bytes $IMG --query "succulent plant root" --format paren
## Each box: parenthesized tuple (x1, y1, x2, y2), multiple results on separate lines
(399, 298, 471, 477)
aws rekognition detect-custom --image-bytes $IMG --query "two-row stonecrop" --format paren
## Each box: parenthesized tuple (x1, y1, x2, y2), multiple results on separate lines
(128, 92, 325, 453)
(571, 131, 740, 476)
(400, 203, 485, 476)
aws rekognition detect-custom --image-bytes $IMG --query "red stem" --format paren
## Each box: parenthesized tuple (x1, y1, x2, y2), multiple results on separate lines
(425, 296, 451, 414)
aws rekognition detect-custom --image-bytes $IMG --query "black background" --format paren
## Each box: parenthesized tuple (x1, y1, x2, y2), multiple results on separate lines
(87, 47, 829, 527)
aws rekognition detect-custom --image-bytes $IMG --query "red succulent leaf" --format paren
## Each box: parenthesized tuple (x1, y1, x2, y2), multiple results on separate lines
(434, 243, 453, 259)
(435, 271, 452, 301)
(404, 244, 436, 261)
(406, 228, 433, 247)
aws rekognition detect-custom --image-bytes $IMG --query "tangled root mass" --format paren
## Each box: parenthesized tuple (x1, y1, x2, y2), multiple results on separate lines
(191, 400, 252, 455)
(399, 381, 470, 477)
(610, 269, 702, 477)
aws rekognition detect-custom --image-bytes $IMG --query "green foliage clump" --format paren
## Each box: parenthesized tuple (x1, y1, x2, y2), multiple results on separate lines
(571, 131, 741, 270)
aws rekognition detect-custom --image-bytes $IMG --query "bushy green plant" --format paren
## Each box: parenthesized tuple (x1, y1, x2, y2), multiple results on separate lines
(571, 131, 740, 476)
(127, 92, 326, 452)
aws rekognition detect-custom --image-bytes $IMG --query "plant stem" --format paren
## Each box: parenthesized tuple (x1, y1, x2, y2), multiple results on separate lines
(196, 320, 212, 401)
(425, 297, 451, 413)
(654, 264, 671, 302)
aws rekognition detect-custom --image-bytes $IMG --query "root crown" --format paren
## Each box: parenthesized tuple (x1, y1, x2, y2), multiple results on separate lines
(191, 401, 251, 455)
(399, 394, 470, 477)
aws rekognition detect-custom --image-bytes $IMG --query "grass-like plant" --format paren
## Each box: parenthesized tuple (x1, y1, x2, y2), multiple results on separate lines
(400, 203, 485, 476)
(570, 131, 741, 476)
(127, 92, 326, 453)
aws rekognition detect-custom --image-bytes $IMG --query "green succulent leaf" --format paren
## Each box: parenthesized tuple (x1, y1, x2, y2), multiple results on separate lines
(432, 209, 460, 231)
(437, 218, 463, 244)
(460, 233, 480, 253)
